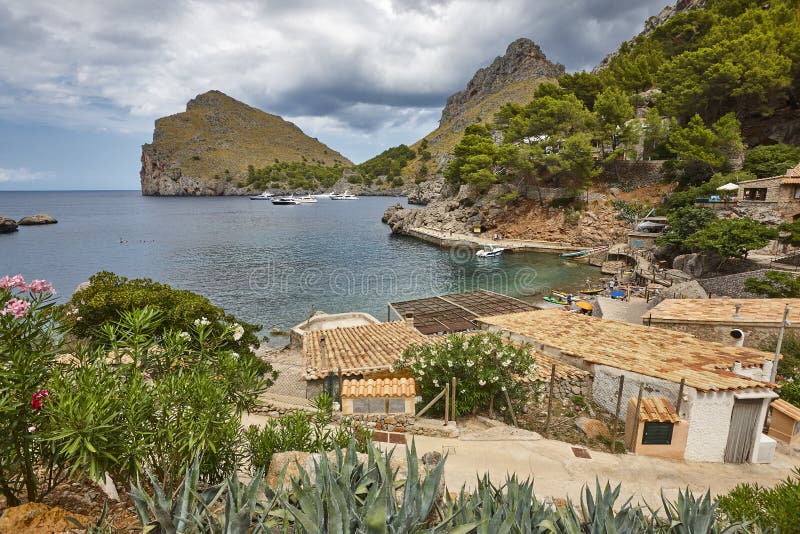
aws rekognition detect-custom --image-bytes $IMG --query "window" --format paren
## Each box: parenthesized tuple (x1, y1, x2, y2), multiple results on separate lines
(743, 188, 767, 201)
(794, 186, 800, 199)
(642, 422, 674, 445)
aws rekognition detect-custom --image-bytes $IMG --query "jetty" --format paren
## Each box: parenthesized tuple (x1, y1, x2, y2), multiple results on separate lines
(406, 226, 583, 254)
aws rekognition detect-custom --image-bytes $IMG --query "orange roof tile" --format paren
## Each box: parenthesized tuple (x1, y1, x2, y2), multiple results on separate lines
(634, 397, 680, 423)
(786, 162, 800, 177)
(478, 309, 776, 392)
(302, 321, 428, 379)
(645, 298, 800, 326)
(341, 377, 416, 398)
(771, 398, 800, 421)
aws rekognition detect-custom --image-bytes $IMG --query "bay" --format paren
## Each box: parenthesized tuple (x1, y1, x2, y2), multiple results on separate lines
(0, 191, 598, 341)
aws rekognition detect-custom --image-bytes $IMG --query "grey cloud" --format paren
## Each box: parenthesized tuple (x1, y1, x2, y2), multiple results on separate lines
(0, 0, 670, 158)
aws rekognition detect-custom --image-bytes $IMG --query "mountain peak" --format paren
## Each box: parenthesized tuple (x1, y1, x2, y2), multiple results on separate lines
(440, 38, 564, 125)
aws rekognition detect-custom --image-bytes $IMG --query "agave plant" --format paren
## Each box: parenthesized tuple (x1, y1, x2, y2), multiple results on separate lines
(279, 439, 446, 534)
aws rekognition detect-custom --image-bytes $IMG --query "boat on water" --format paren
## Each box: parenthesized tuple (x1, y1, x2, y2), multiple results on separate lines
(476, 244, 506, 257)
(295, 195, 318, 204)
(249, 191, 273, 200)
(560, 245, 609, 258)
(271, 195, 301, 205)
(330, 190, 359, 200)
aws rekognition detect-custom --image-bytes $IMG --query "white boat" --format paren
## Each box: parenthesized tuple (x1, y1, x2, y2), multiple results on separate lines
(249, 191, 273, 200)
(271, 195, 301, 205)
(476, 244, 506, 257)
(296, 194, 318, 203)
(330, 190, 359, 200)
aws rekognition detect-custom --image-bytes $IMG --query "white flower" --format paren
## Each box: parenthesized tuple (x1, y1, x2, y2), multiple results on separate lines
(491, 376, 498, 383)
(418, 370, 425, 376)
(178, 331, 190, 341)
(462, 341, 469, 350)
(193, 317, 211, 327)
(501, 386, 507, 392)
(447, 360, 453, 367)
(433, 379, 439, 387)
(232, 323, 244, 341)
(502, 359, 511, 367)
(231, 351, 239, 359)
(478, 379, 486, 386)
(466, 360, 474, 368)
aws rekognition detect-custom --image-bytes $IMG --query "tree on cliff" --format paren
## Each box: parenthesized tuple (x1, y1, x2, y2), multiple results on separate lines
(667, 113, 743, 185)
(656, 205, 715, 248)
(445, 125, 516, 191)
(743, 144, 800, 178)
(685, 218, 777, 261)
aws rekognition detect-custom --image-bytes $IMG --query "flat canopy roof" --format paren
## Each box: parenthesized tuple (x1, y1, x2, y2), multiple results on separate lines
(646, 298, 800, 326)
(391, 289, 537, 335)
(479, 309, 776, 392)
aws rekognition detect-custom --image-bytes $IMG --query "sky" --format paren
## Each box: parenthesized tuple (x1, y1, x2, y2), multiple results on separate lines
(0, 0, 670, 191)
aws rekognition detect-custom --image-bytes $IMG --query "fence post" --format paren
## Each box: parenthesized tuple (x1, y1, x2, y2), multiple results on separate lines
(545, 363, 556, 438)
(613, 375, 625, 453)
(451, 377, 457, 423)
(444, 383, 450, 426)
(629, 383, 644, 451)
(676, 377, 685, 417)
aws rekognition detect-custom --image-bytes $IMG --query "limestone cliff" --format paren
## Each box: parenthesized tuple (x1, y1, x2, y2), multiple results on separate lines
(140, 90, 352, 196)
(440, 38, 564, 126)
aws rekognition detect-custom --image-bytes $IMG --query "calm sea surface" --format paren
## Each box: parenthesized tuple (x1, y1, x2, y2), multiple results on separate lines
(0, 191, 598, 341)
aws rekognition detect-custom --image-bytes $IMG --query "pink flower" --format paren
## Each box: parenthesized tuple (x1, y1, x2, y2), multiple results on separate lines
(27, 426, 36, 433)
(1, 298, 31, 318)
(0, 275, 25, 291)
(27, 279, 55, 295)
(31, 390, 49, 411)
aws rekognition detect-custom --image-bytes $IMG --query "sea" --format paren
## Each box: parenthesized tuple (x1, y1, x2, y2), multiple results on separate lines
(0, 191, 599, 342)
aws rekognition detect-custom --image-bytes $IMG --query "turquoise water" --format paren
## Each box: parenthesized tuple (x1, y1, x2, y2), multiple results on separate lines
(0, 191, 599, 337)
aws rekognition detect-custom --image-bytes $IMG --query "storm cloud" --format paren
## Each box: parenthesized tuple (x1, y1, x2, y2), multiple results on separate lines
(0, 0, 669, 162)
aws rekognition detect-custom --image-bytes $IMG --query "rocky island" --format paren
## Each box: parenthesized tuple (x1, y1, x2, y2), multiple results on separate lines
(140, 90, 351, 196)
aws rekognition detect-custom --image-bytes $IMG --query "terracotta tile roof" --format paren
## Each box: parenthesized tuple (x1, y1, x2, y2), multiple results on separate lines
(634, 397, 680, 423)
(478, 309, 776, 392)
(645, 299, 800, 326)
(341, 378, 416, 398)
(786, 162, 800, 177)
(302, 321, 428, 379)
(780, 177, 800, 185)
(771, 398, 800, 420)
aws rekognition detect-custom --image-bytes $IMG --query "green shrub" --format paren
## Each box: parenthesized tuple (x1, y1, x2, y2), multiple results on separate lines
(743, 144, 800, 178)
(48, 307, 275, 492)
(68, 271, 261, 358)
(245, 393, 370, 472)
(718, 468, 800, 532)
(394, 332, 538, 417)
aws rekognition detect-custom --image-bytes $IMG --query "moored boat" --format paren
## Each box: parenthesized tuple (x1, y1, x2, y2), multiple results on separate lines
(330, 190, 359, 200)
(249, 191, 273, 200)
(579, 287, 604, 295)
(476, 244, 505, 257)
(296, 195, 318, 203)
(271, 195, 300, 205)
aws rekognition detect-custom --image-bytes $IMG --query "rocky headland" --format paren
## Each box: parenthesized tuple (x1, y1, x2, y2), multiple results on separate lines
(140, 90, 352, 196)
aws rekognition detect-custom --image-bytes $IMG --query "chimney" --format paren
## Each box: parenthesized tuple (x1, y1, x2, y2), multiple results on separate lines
(730, 329, 745, 347)
(732, 360, 742, 374)
(762, 359, 773, 382)
(404, 313, 415, 330)
(733, 303, 742, 318)
(319, 335, 327, 371)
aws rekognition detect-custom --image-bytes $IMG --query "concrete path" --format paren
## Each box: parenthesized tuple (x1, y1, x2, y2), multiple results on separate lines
(408, 227, 584, 254)
(405, 434, 800, 505)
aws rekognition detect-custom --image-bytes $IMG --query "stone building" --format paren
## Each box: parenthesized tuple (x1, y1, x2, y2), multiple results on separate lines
(643, 298, 800, 349)
(340, 377, 417, 416)
(736, 162, 800, 222)
(479, 309, 778, 463)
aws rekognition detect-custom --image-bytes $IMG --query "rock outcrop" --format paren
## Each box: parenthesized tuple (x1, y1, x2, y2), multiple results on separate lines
(18, 213, 57, 225)
(140, 90, 352, 196)
(0, 216, 18, 233)
(440, 38, 564, 126)
(672, 251, 724, 278)
(407, 176, 447, 205)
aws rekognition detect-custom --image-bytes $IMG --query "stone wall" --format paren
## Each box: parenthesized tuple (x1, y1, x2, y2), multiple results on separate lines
(645, 320, 795, 350)
(251, 401, 460, 438)
(602, 160, 666, 189)
(698, 269, 792, 298)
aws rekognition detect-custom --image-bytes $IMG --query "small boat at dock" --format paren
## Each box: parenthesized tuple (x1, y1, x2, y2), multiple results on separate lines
(476, 244, 505, 257)
(579, 287, 604, 295)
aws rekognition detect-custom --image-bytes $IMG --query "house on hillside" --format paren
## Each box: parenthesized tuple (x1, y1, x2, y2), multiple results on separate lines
(644, 298, 800, 349)
(478, 309, 778, 463)
(301, 318, 427, 398)
(736, 162, 800, 222)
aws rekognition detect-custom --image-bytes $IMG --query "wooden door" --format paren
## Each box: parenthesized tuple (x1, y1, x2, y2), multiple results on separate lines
(724, 398, 762, 463)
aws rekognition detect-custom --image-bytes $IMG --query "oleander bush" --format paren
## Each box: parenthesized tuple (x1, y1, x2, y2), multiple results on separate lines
(47, 306, 275, 492)
(394, 332, 538, 417)
(717, 468, 800, 533)
(0, 275, 68, 505)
